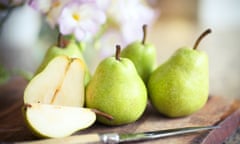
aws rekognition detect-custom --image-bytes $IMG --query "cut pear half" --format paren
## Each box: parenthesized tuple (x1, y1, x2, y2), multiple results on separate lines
(23, 103, 96, 138)
(24, 56, 85, 107)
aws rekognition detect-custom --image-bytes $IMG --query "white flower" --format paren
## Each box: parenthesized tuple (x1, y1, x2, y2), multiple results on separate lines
(29, 0, 71, 27)
(28, 0, 157, 44)
(96, 28, 124, 57)
(58, 1, 106, 41)
(105, 0, 157, 44)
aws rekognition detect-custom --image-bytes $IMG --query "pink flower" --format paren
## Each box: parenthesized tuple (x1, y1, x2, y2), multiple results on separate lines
(106, 0, 158, 44)
(28, 0, 157, 43)
(58, 1, 106, 41)
(46, 0, 71, 27)
(29, 0, 72, 27)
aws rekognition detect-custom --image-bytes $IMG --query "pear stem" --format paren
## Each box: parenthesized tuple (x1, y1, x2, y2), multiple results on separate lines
(24, 103, 32, 108)
(115, 45, 121, 61)
(91, 109, 114, 120)
(142, 24, 147, 45)
(57, 33, 65, 48)
(23, 103, 32, 111)
(193, 29, 212, 50)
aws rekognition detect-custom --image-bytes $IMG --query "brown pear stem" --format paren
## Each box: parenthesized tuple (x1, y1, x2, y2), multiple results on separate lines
(57, 33, 65, 48)
(91, 109, 114, 120)
(142, 24, 147, 45)
(115, 45, 121, 61)
(23, 103, 32, 111)
(24, 103, 32, 108)
(193, 29, 212, 50)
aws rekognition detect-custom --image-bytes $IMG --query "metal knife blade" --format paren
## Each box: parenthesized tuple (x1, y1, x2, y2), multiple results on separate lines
(116, 125, 220, 143)
(100, 125, 220, 143)
(11, 125, 219, 144)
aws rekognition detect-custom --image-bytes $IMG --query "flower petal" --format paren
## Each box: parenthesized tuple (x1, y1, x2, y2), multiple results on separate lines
(57, 0, 106, 41)
(28, 0, 52, 13)
(74, 28, 86, 41)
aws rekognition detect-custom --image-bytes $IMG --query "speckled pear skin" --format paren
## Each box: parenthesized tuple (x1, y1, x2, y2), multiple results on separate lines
(86, 57, 147, 125)
(148, 48, 209, 117)
(121, 41, 156, 84)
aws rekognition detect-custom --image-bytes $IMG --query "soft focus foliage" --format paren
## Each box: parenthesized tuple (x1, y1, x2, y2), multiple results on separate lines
(0, 64, 10, 84)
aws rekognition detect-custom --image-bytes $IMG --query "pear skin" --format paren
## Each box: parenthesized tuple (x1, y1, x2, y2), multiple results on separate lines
(86, 46, 147, 125)
(148, 48, 209, 117)
(148, 29, 211, 117)
(121, 25, 156, 83)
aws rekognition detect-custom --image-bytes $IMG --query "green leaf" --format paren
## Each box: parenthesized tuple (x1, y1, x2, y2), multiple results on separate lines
(14, 70, 33, 81)
(0, 64, 10, 84)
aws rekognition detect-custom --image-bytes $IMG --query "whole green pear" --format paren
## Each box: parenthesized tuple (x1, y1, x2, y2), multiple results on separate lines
(121, 25, 156, 83)
(35, 36, 91, 85)
(86, 45, 147, 125)
(148, 29, 212, 117)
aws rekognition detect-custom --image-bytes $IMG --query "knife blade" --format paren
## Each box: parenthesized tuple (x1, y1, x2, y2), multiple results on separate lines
(118, 125, 220, 143)
(13, 125, 219, 144)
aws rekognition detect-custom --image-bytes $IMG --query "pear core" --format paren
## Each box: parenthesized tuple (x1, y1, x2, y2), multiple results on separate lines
(24, 56, 85, 107)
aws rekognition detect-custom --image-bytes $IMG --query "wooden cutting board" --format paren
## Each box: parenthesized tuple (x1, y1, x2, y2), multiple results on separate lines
(0, 77, 239, 144)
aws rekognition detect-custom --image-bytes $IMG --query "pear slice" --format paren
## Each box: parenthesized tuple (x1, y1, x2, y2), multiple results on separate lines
(23, 103, 96, 138)
(24, 56, 85, 107)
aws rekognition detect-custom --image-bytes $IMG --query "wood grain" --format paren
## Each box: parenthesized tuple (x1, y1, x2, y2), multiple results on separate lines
(0, 77, 239, 144)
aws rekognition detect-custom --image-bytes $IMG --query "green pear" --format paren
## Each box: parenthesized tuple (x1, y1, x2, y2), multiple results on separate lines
(121, 25, 156, 83)
(24, 56, 86, 107)
(35, 37, 91, 86)
(86, 45, 147, 125)
(22, 103, 96, 138)
(148, 29, 212, 117)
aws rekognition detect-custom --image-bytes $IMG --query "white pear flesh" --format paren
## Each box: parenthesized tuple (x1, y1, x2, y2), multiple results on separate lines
(23, 103, 96, 138)
(24, 56, 85, 107)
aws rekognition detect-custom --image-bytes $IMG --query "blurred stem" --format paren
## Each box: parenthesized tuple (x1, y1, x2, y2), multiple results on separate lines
(57, 33, 65, 48)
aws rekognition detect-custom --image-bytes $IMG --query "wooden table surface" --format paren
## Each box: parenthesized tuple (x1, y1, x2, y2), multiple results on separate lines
(0, 77, 240, 144)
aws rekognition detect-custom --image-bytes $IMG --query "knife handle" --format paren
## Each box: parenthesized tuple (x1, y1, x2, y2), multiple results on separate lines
(16, 134, 102, 144)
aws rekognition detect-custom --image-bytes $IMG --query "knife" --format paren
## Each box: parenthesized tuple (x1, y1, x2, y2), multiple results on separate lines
(13, 125, 219, 144)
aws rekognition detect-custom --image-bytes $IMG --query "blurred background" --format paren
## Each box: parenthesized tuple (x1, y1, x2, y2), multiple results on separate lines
(0, 0, 240, 98)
